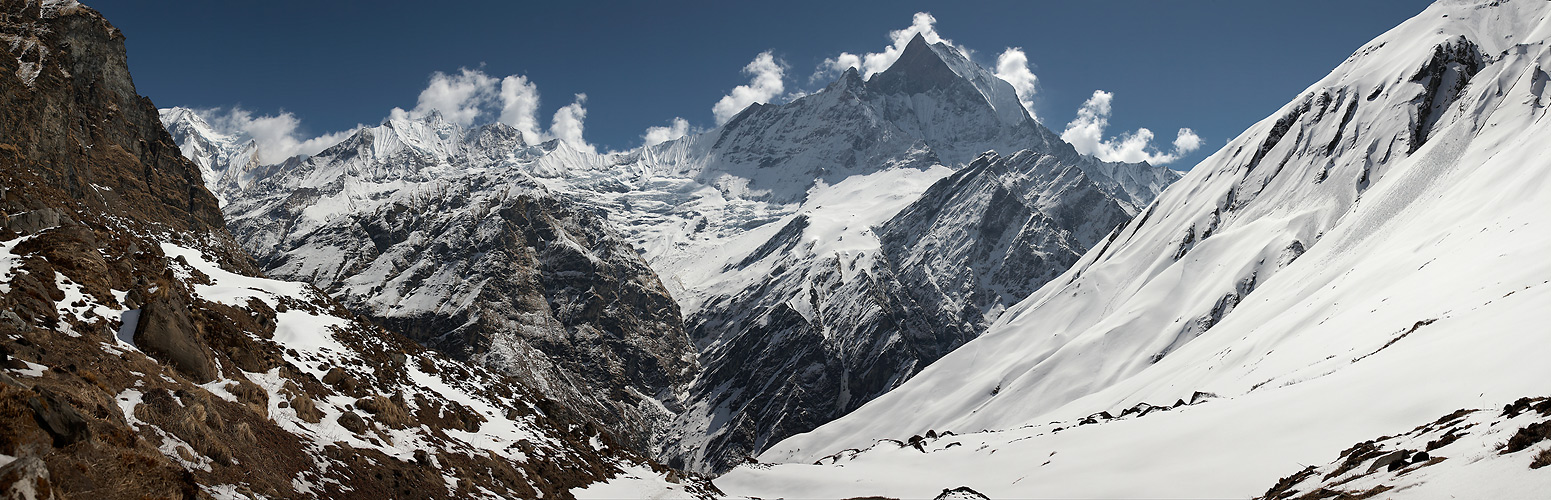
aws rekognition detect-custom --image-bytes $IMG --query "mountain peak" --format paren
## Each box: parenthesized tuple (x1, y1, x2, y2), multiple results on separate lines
(866, 32, 963, 95)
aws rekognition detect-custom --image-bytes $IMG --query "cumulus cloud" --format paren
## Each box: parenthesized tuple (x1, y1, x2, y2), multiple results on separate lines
(642, 117, 695, 148)
(713, 51, 786, 125)
(202, 107, 356, 163)
(498, 75, 544, 144)
(385, 68, 596, 151)
(1060, 90, 1202, 165)
(548, 94, 595, 154)
(1174, 128, 1203, 152)
(995, 48, 1040, 122)
(816, 12, 955, 81)
(395, 68, 500, 127)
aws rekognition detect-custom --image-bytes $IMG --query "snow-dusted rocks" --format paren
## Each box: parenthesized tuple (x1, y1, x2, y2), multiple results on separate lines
(199, 111, 699, 454)
(1259, 397, 1551, 499)
(159, 108, 264, 204)
(728, 0, 1551, 497)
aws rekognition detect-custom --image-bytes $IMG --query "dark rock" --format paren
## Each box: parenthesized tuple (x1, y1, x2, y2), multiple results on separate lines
(28, 387, 91, 447)
(1367, 449, 1409, 473)
(135, 294, 217, 383)
(321, 367, 347, 385)
(337, 411, 368, 435)
(0, 310, 25, 331)
(933, 486, 990, 500)
(2, 208, 62, 235)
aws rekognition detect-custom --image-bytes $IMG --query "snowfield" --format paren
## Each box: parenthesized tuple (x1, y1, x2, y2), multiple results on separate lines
(726, 0, 1551, 497)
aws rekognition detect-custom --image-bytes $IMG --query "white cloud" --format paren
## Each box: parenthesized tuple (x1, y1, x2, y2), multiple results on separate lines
(202, 107, 356, 163)
(1060, 90, 1203, 165)
(994, 47, 1040, 123)
(401, 68, 499, 127)
(643, 117, 694, 148)
(1174, 128, 1203, 152)
(549, 94, 595, 154)
(499, 75, 544, 144)
(816, 12, 955, 81)
(380, 67, 595, 151)
(713, 51, 786, 125)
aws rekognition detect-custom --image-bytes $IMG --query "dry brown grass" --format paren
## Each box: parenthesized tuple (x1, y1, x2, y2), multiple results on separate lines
(1532, 448, 1551, 469)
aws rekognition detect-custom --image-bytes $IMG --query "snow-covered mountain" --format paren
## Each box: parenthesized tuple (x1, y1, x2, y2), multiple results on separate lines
(723, 0, 1551, 497)
(193, 110, 700, 454)
(516, 33, 1175, 473)
(159, 107, 266, 204)
(163, 31, 1177, 475)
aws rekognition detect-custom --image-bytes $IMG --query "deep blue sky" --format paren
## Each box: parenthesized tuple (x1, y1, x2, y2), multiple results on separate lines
(88, 0, 1433, 166)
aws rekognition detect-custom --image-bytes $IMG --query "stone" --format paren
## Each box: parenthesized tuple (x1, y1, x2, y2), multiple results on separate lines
(27, 387, 91, 447)
(336, 410, 367, 435)
(0, 455, 62, 500)
(135, 294, 217, 383)
(1368, 449, 1409, 473)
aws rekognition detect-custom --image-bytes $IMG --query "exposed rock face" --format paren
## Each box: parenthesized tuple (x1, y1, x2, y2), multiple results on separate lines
(0, 2, 714, 498)
(25, 387, 90, 447)
(878, 150, 1148, 345)
(0, 0, 224, 240)
(134, 293, 217, 383)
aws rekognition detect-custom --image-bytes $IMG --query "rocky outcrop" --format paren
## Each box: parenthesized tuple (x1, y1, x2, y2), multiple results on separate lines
(0, 0, 225, 240)
(134, 293, 217, 383)
(1258, 397, 1551, 499)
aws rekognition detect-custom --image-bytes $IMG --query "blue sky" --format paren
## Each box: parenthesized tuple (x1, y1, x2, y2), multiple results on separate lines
(89, 0, 1432, 167)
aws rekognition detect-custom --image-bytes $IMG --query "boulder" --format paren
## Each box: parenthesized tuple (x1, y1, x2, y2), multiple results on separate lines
(337, 410, 368, 434)
(27, 387, 91, 447)
(0, 455, 63, 500)
(135, 294, 217, 383)
(1368, 449, 1410, 473)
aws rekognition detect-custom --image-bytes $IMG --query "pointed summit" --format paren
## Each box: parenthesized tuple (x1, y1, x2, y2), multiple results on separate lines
(825, 66, 865, 93)
(866, 33, 964, 95)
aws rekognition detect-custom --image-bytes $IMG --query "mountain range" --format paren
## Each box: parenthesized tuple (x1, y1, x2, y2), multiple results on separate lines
(162, 31, 1177, 474)
(4, 0, 1549, 497)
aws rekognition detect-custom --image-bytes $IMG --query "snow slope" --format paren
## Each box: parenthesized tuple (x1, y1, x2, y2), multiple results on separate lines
(728, 0, 1551, 496)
